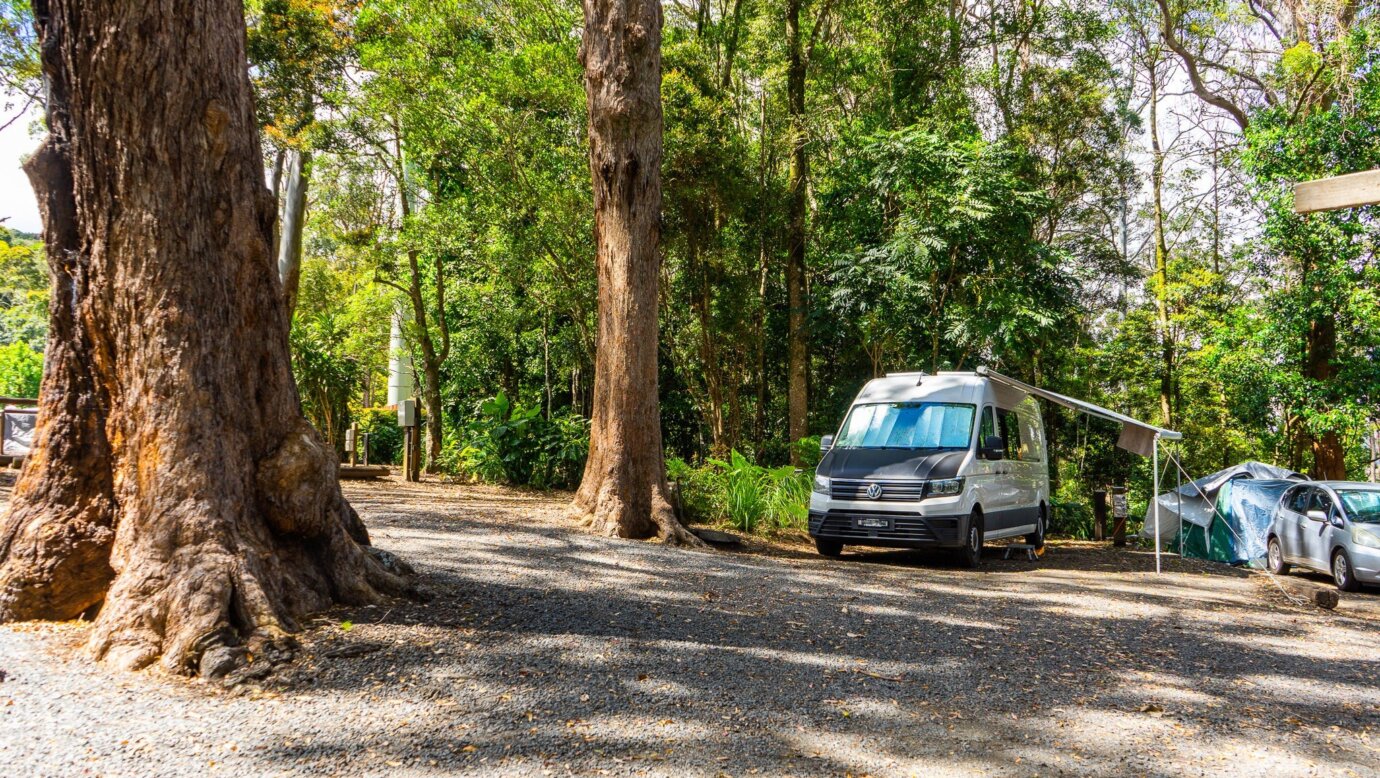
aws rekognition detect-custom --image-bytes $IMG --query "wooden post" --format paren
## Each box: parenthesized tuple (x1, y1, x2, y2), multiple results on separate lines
(408, 424, 421, 482)
(1111, 485, 1128, 547)
(1093, 489, 1108, 541)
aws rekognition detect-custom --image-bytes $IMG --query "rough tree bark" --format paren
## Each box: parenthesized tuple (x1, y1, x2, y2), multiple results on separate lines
(573, 0, 701, 545)
(0, 0, 417, 676)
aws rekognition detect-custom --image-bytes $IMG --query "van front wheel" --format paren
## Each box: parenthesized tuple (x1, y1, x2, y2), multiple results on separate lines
(816, 538, 844, 558)
(956, 512, 984, 569)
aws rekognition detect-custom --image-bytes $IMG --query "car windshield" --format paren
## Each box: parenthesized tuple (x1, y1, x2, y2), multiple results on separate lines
(1339, 489, 1380, 524)
(834, 402, 975, 450)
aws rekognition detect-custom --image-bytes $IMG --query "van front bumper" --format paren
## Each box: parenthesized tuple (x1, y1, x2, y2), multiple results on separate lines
(808, 510, 968, 549)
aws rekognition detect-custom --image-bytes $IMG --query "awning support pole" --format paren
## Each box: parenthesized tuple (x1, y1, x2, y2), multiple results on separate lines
(1153, 432, 1161, 575)
(1175, 450, 1182, 555)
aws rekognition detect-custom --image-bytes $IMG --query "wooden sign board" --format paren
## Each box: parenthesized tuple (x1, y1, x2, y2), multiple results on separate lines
(1294, 169, 1380, 214)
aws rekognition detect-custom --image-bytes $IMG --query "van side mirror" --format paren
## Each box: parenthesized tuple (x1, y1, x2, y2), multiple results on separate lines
(982, 435, 1005, 461)
(1306, 509, 1327, 522)
(819, 435, 833, 453)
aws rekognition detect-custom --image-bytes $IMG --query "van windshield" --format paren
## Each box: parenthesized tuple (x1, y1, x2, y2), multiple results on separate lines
(834, 402, 975, 450)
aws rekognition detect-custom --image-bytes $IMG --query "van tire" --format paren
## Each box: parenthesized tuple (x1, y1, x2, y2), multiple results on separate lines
(1025, 505, 1046, 549)
(956, 511, 983, 569)
(816, 538, 844, 558)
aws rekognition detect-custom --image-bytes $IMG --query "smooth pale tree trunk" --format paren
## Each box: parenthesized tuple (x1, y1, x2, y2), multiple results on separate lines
(573, 0, 700, 545)
(785, 0, 810, 463)
(277, 146, 310, 318)
(0, 0, 416, 676)
(1148, 58, 1174, 428)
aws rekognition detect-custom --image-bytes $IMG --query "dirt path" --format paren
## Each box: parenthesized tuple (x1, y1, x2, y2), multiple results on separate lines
(3, 472, 1379, 776)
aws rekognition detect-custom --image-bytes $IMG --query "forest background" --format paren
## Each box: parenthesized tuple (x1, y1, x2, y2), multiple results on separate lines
(2, 0, 1377, 536)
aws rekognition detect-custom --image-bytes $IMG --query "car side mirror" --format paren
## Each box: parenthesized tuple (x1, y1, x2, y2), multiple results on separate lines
(1306, 509, 1327, 522)
(819, 435, 833, 453)
(982, 435, 1005, 461)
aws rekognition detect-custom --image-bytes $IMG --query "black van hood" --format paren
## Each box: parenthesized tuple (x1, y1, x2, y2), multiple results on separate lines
(819, 448, 966, 481)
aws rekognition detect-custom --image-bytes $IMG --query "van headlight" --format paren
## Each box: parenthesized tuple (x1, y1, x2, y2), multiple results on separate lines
(1353, 527, 1380, 549)
(926, 478, 963, 498)
(813, 474, 831, 495)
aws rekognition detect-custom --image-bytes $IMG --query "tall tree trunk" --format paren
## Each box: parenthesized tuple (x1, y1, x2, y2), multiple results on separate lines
(277, 146, 310, 319)
(0, 0, 416, 676)
(1148, 56, 1173, 427)
(785, 0, 810, 462)
(1307, 305, 1346, 479)
(388, 128, 450, 474)
(574, 0, 700, 545)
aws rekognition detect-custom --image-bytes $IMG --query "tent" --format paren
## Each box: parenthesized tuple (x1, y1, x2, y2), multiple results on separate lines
(1142, 461, 1303, 565)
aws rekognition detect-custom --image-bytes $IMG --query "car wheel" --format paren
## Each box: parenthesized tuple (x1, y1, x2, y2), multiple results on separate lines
(1267, 536, 1290, 575)
(815, 538, 843, 558)
(1333, 549, 1361, 592)
(956, 511, 983, 569)
(1025, 505, 1046, 549)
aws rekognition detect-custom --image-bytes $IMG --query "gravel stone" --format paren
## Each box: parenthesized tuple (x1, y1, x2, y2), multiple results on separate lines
(2, 471, 1379, 776)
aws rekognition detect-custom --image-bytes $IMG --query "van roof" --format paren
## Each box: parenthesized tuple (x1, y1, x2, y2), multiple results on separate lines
(856, 372, 987, 405)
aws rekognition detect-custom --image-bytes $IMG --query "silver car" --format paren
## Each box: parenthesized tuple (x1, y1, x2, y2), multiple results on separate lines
(1267, 481, 1380, 591)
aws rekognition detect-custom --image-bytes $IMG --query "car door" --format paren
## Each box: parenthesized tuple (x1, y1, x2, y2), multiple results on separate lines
(1302, 488, 1336, 570)
(1277, 486, 1311, 566)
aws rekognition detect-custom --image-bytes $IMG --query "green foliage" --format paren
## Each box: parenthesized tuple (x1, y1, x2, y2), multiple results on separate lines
(355, 407, 403, 464)
(291, 311, 361, 451)
(670, 451, 811, 534)
(0, 0, 39, 110)
(0, 235, 47, 351)
(0, 340, 41, 397)
(451, 393, 589, 490)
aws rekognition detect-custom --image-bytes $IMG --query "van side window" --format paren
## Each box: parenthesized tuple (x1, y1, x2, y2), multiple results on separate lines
(996, 408, 1019, 460)
(1015, 399, 1043, 462)
(979, 406, 995, 447)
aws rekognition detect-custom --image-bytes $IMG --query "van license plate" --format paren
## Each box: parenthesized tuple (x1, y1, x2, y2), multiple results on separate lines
(855, 517, 892, 530)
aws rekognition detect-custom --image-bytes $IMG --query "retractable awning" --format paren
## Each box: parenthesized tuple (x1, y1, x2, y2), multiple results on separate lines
(975, 367, 1181, 457)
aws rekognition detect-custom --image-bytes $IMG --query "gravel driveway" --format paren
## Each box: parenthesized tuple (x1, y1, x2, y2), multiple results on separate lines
(3, 472, 1380, 777)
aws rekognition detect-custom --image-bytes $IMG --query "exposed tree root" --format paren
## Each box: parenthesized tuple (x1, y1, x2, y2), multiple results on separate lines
(570, 477, 706, 548)
(1, 422, 421, 678)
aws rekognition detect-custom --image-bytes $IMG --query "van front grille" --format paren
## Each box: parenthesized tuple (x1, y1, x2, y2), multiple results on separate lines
(810, 510, 961, 545)
(829, 478, 927, 502)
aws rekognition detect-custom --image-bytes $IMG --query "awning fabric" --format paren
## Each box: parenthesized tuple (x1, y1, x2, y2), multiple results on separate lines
(975, 367, 1181, 457)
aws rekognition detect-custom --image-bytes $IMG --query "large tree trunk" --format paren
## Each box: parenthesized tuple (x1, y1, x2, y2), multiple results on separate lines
(0, 0, 416, 676)
(573, 0, 700, 546)
(785, 0, 810, 463)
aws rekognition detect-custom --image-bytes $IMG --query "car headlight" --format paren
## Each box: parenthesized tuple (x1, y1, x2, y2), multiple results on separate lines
(926, 478, 963, 498)
(1353, 527, 1380, 549)
(813, 474, 831, 495)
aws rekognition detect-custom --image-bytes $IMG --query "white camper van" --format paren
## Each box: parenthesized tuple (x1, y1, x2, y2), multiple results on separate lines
(809, 370, 1050, 567)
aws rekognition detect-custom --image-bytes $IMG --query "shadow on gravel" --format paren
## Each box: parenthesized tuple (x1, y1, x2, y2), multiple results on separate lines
(242, 481, 1380, 776)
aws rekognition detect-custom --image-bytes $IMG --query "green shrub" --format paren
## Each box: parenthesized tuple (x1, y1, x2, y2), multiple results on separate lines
(356, 407, 403, 465)
(452, 393, 588, 489)
(669, 450, 810, 534)
(0, 341, 42, 398)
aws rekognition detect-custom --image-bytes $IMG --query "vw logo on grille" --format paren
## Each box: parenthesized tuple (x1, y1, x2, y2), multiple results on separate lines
(866, 483, 884, 500)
